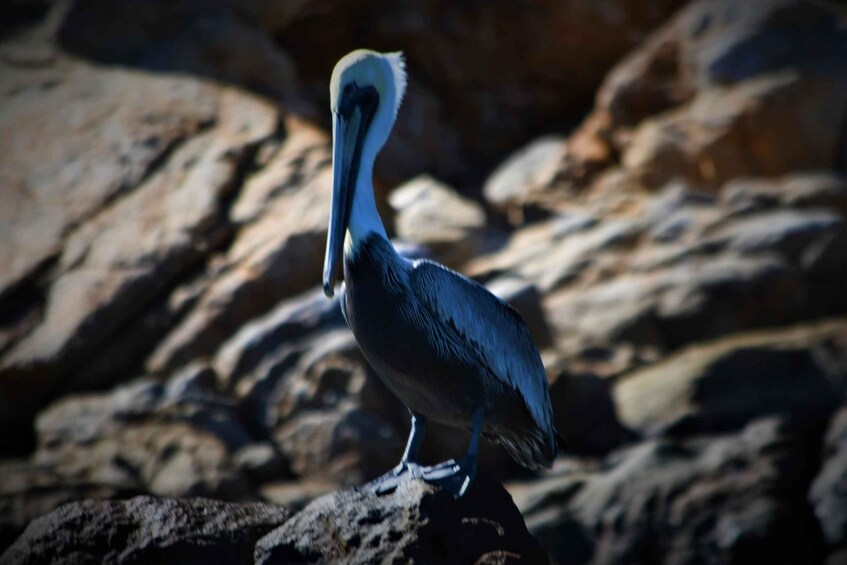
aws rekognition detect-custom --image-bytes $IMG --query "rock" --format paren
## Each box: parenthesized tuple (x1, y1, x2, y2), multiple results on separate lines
(545, 254, 804, 350)
(389, 175, 489, 268)
(533, 219, 641, 293)
(213, 288, 344, 390)
(722, 173, 847, 214)
(5, 1, 847, 560)
(1, 496, 291, 565)
(468, 215, 639, 294)
(0, 461, 141, 551)
(255, 474, 549, 564)
(234, 442, 289, 485)
(704, 210, 844, 264)
(563, 0, 847, 191)
(613, 319, 847, 437)
(548, 371, 637, 457)
(620, 73, 843, 189)
(3, 480, 548, 564)
(57, 0, 311, 111)
(33, 0, 688, 187)
(0, 51, 279, 450)
(211, 290, 406, 485)
(271, 0, 686, 183)
(273, 403, 402, 486)
(0, 374, 258, 541)
(810, 407, 847, 552)
(0, 55, 218, 305)
(483, 136, 568, 223)
(145, 117, 334, 374)
(259, 481, 338, 512)
(516, 417, 826, 564)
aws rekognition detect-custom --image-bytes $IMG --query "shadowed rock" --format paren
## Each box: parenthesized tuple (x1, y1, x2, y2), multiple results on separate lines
(1, 496, 291, 565)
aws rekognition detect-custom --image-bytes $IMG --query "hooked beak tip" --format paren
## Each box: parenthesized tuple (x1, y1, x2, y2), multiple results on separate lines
(323, 281, 335, 299)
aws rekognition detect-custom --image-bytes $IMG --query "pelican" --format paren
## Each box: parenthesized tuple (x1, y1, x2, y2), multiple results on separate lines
(323, 49, 561, 497)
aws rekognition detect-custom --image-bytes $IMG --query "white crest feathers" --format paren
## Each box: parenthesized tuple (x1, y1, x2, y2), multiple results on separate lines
(385, 51, 407, 116)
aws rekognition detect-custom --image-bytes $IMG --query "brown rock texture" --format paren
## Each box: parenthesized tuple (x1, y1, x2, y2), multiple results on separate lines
(2, 0, 847, 562)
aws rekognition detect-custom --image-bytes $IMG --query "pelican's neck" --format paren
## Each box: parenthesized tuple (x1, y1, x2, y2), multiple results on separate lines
(345, 132, 388, 254)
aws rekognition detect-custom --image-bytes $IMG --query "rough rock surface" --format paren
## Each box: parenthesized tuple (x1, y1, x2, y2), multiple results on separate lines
(255, 475, 548, 564)
(1, 479, 546, 565)
(1, 496, 291, 565)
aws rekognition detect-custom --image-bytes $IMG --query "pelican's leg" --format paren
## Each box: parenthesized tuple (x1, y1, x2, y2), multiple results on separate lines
(370, 412, 426, 494)
(419, 406, 483, 499)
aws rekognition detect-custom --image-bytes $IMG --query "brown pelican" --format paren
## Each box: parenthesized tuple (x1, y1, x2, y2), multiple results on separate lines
(323, 49, 561, 497)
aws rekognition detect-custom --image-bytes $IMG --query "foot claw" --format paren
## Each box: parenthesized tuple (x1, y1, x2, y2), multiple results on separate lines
(368, 458, 477, 498)
(416, 458, 477, 498)
(369, 462, 420, 494)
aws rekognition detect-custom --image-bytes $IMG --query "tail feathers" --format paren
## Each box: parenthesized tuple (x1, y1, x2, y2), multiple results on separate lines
(499, 427, 560, 470)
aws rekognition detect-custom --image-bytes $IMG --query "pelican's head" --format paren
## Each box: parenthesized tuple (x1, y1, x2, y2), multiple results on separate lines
(323, 50, 407, 298)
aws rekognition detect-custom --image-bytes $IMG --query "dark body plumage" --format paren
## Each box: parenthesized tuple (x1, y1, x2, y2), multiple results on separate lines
(342, 233, 558, 469)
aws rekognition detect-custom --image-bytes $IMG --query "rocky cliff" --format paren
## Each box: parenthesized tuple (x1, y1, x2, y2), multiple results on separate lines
(2, 0, 846, 563)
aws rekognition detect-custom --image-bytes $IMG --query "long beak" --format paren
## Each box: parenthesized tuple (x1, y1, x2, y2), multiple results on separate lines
(323, 109, 362, 297)
(322, 83, 379, 298)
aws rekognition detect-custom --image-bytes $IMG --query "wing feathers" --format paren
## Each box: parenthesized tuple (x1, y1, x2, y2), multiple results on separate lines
(409, 260, 557, 463)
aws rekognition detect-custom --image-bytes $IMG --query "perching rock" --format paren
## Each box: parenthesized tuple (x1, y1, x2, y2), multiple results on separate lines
(255, 474, 549, 564)
(2, 478, 548, 565)
(1, 496, 291, 565)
